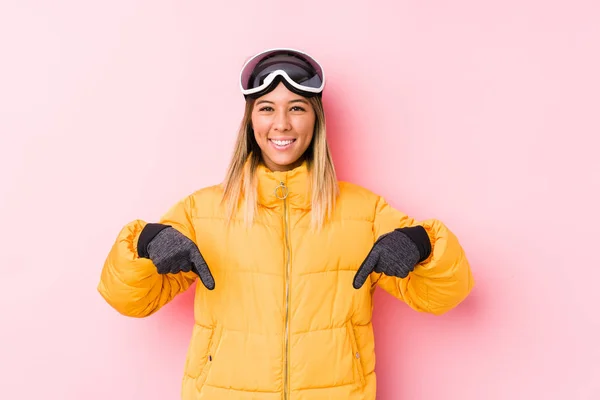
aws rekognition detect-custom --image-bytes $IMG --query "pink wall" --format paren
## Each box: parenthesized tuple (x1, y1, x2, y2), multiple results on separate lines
(1, 1, 599, 398)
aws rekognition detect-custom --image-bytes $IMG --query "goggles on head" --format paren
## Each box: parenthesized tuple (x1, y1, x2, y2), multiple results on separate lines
(239, 48, 325, 99)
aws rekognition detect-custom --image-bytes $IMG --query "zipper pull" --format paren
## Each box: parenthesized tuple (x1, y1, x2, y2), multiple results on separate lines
(274, 181, 289, 200)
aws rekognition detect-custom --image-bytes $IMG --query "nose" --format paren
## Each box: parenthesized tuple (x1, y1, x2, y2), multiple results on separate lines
(273, 109, 291, 132)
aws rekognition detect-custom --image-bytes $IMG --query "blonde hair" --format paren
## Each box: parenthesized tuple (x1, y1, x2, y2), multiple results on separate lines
(221, 96, 339, 230)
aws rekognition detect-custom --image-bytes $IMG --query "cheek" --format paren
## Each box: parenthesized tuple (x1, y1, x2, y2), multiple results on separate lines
(251, 116, 267, 138)
(299, 117, 316, 141)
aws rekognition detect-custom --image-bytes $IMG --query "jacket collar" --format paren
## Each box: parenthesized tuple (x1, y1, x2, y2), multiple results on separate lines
(256, 162, 312, 210)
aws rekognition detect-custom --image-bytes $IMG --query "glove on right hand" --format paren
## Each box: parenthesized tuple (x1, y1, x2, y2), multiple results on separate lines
(138, 223, 215, 290)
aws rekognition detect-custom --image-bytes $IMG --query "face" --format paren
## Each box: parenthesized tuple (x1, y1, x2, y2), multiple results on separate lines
(251, 82, 316, 172)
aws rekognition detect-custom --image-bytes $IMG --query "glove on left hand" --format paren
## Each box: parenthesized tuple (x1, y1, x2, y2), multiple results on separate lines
(352, 226, 431, 289)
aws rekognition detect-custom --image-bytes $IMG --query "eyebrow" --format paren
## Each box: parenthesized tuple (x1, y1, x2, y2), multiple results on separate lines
(256, 99, 309, 105)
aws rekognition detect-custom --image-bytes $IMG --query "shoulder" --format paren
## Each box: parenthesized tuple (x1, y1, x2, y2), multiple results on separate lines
(179, 184, 225, 217)
(189, 183, 224, 199)
(336, 181, 383, 221)
(338, 181, 381, 202)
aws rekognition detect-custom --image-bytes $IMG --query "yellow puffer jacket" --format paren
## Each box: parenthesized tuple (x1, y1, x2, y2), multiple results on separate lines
(98, 163, 474, 400)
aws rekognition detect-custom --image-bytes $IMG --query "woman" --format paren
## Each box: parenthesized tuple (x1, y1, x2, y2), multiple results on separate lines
(98, 48, 474, 400)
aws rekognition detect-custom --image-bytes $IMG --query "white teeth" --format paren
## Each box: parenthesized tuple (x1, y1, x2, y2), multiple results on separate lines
(271, 139, 294, 146)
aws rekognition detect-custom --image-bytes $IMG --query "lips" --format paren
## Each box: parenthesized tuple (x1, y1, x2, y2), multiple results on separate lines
(269, 138, 296, 150)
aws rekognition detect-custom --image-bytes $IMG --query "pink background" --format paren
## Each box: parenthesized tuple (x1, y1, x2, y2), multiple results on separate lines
(1, 1, 599, 399)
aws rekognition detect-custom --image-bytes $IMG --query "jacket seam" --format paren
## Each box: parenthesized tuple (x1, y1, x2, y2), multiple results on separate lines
(192, 215, 278, 228)
(296, 268, 361, 277)
(293, 322, 371, 336)
(193, 216, 373, 225)
(201, 383, 279, 393)
(294, 381, 358, 391)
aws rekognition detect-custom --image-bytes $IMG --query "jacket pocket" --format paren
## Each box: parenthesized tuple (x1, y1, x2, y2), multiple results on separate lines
(184, 324, 210, 379)
(195, 323, 223, 389)
(346, 321, 366, 387)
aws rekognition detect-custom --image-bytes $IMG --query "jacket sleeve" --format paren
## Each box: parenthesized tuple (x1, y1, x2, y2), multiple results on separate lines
(372, 196, 474, 315)
(97, 195, 198, 318)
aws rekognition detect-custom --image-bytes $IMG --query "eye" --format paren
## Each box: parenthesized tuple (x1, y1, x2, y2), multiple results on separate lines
(290, 106, 306, 112)
(259, 106, 274, 112)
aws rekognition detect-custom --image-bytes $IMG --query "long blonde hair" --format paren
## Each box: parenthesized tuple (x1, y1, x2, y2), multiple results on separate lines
(220, 96, 339, 230)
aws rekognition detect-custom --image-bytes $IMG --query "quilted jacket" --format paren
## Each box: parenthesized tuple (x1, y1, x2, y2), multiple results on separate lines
(98, 162, 474, 399)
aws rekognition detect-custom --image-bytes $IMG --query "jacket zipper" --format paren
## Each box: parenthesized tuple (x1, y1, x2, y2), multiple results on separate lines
(275, 181, 291, 400)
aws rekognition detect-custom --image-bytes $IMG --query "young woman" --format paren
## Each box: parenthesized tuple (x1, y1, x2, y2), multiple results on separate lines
(98, 48, 474, 400)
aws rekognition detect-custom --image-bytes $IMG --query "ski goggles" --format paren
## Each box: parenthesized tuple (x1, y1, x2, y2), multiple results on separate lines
(239, 48, 325, 99)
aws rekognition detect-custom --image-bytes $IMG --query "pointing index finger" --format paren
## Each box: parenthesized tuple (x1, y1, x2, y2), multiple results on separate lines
(353, 250, 379, 289)
(190, 249, 215, 290)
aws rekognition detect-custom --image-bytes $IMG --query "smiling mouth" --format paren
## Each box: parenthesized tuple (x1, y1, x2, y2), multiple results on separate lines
(269, 139, 296, 149)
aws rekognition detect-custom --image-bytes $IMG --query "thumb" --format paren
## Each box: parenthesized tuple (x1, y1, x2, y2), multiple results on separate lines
(353, 248, 380, 289)
(190, 248, 215, 290)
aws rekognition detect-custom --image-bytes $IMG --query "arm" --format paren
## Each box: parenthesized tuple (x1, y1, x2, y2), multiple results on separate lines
(371, 197, 474, 315)
(97, 195, 198, 318)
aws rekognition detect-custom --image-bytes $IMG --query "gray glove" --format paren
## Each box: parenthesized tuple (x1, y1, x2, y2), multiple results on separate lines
(353, 226, 431, 289)
(138, 223, 215, 290)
